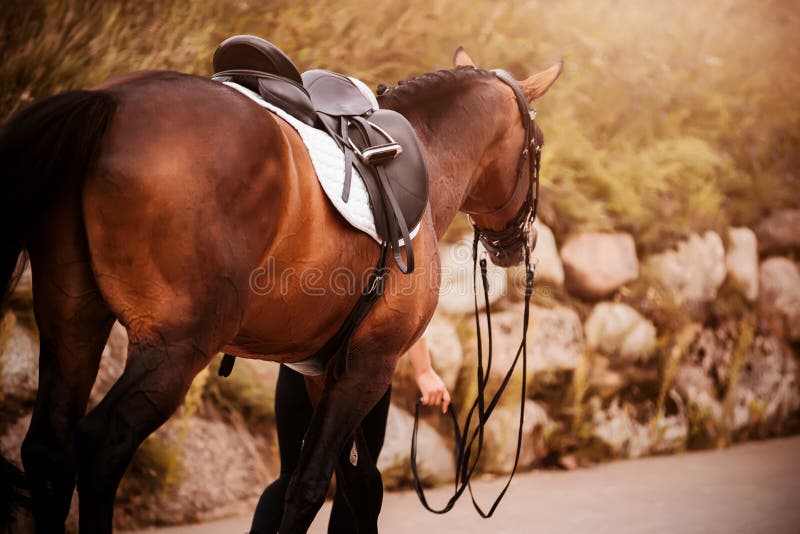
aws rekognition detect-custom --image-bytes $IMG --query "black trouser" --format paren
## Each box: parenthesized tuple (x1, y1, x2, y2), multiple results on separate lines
(250, 364, 391, 533)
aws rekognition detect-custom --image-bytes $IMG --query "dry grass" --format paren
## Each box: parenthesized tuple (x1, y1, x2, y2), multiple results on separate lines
(3, 0, 798, 251)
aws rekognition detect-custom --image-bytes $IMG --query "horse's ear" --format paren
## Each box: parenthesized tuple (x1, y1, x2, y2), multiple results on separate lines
(521, 60, 564, 101)
(453, 46, 476, 67)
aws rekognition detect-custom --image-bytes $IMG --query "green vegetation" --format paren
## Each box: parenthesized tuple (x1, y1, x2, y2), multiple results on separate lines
(203, 356, 278, 427)
(3, 0, 798, 253)
(717, 317, 755, 447)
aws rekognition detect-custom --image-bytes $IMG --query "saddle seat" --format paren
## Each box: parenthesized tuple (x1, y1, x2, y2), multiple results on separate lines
(211, 34, 428, 274)
(212, 34, 317, 126)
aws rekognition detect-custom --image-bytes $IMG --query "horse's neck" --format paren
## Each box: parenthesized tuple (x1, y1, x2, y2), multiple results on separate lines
(386, 91, 501, 239)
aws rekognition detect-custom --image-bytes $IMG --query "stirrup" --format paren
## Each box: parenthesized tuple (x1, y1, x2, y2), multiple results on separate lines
(360, 143, 402, 165)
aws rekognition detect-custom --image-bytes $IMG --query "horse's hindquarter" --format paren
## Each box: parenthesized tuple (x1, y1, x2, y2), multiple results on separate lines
(82, 71, 438, 361)
(83, 72, 297, 346)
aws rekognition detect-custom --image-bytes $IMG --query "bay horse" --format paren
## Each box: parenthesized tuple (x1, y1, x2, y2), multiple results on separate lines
(0, 47, 561, 533)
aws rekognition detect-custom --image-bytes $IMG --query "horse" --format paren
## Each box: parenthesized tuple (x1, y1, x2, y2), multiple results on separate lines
(0, 46, 561, 533)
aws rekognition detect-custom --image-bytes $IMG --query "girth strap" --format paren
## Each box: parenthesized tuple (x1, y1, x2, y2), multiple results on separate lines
(340, 119, 353, 202)
(319, 242, 390, 378)
(219, 353, 236, 377)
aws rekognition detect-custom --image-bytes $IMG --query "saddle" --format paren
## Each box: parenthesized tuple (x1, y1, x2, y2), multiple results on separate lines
(212, 35, 428, 274)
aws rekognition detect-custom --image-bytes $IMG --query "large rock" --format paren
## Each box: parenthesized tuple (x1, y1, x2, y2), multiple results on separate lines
(480, 400, 552, 474)
(115, 416, 270, 528)
(207, 356, 281, 422)
(672, 324, 731, 446)
(377, 403, 454, 487)
(466, 305, 584, 386)
(725, 227, 759, 302)
(732, 334, 799, 433)
(646, 231, 726, 309)
(590, 398, 687, 459)
(507, 220, 564, 301)
(674, 364, 723, 444)
(588, 355, 626, 399)
(422, 313, 464, 392)
(759, 257, 800, 342)
(528, 305, 586, 375)
(0, 312, 39, 408)
(560, 232, 638, 300)
(584, 302, 657, 364)
(532, 220, 564, 288)
(755, 209, 800, 255)
(392, 312, 464, 410)
(394, 313, 464, 391)
(438, 238, 508, 315)
(674, 321, 800, 442)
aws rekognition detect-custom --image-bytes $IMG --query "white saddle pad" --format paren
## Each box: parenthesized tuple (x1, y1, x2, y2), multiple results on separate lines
(224, 81, 420, 244)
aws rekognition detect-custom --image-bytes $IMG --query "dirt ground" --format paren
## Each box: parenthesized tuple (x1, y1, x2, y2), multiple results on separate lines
(126, 435, 800, 534)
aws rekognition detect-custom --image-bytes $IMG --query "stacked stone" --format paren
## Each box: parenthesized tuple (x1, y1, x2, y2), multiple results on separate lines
(1, 210, 799, 527)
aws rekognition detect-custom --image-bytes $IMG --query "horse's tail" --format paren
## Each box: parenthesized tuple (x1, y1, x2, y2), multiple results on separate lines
(1, 455, 33, 531)
(0, 90, 118, 305)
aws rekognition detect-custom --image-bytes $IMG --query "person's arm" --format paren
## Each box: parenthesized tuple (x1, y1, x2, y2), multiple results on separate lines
(406, 337, 451, 414)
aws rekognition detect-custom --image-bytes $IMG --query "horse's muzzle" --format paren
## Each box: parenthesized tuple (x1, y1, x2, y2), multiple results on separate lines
(486, 225, 538, 267)
(488, 246, 525, 267)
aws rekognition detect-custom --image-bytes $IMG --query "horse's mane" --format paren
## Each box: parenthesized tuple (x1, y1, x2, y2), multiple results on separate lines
(377, 66, 495, 108)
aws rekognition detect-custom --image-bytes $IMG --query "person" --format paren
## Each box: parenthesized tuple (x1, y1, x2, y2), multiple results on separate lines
(249, 337, 450, 533)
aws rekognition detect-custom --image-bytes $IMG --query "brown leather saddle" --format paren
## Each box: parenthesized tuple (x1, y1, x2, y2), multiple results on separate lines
(212, 35, 428, 274)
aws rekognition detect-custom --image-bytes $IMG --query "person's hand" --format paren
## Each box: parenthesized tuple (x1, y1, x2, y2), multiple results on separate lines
(415, 368, 451, 414)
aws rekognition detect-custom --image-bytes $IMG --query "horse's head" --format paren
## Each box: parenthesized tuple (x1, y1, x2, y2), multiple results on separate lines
(456, 47, 562, 267)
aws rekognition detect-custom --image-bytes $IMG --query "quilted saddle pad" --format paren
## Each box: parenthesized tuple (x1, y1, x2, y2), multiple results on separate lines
(223, 81, 421, 245)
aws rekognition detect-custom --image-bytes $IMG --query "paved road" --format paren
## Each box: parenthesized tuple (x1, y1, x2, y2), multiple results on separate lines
(128, 436, 800, 533)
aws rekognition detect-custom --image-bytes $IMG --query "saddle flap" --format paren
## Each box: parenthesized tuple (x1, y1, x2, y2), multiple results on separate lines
(349, 110, 429, 242)
(213, 35, 303, 84)
(302, 69, 375, 117)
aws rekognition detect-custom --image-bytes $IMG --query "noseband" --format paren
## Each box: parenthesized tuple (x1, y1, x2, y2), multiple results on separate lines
(465, 69, 542, 262)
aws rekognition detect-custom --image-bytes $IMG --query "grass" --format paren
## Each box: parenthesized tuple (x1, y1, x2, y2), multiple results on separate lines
(717, 316, 755, 447)
(2, 0, 798, 254)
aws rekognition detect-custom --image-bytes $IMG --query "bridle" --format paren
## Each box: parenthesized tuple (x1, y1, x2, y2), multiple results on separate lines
(410, 69, 542, 518)
(465, 69, 543, 263)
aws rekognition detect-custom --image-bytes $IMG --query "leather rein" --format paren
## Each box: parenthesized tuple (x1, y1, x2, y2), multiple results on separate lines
(410, 69, 539, 517)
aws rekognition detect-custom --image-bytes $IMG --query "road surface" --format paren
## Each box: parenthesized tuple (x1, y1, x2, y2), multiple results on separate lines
(127, 435, 800, 533)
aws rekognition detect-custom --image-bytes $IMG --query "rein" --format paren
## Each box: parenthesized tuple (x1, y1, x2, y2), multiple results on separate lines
(410, 70, 540, 516)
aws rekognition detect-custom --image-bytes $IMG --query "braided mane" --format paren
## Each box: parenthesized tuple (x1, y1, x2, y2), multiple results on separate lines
(377, 66, 495, 108)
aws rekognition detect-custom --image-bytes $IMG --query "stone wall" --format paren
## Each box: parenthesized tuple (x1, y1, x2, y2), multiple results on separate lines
(1, 211, 799, 529)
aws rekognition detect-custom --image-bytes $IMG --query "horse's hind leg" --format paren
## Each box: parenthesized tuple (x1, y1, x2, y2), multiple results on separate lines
(75, 333, 216, 533)
(328, 385, 392, 534)
(21, 196, 115, 533)
(329, 428, 383, 534)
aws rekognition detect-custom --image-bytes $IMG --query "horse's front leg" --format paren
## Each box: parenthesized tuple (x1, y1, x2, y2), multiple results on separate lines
(278, 347, 400, 534)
